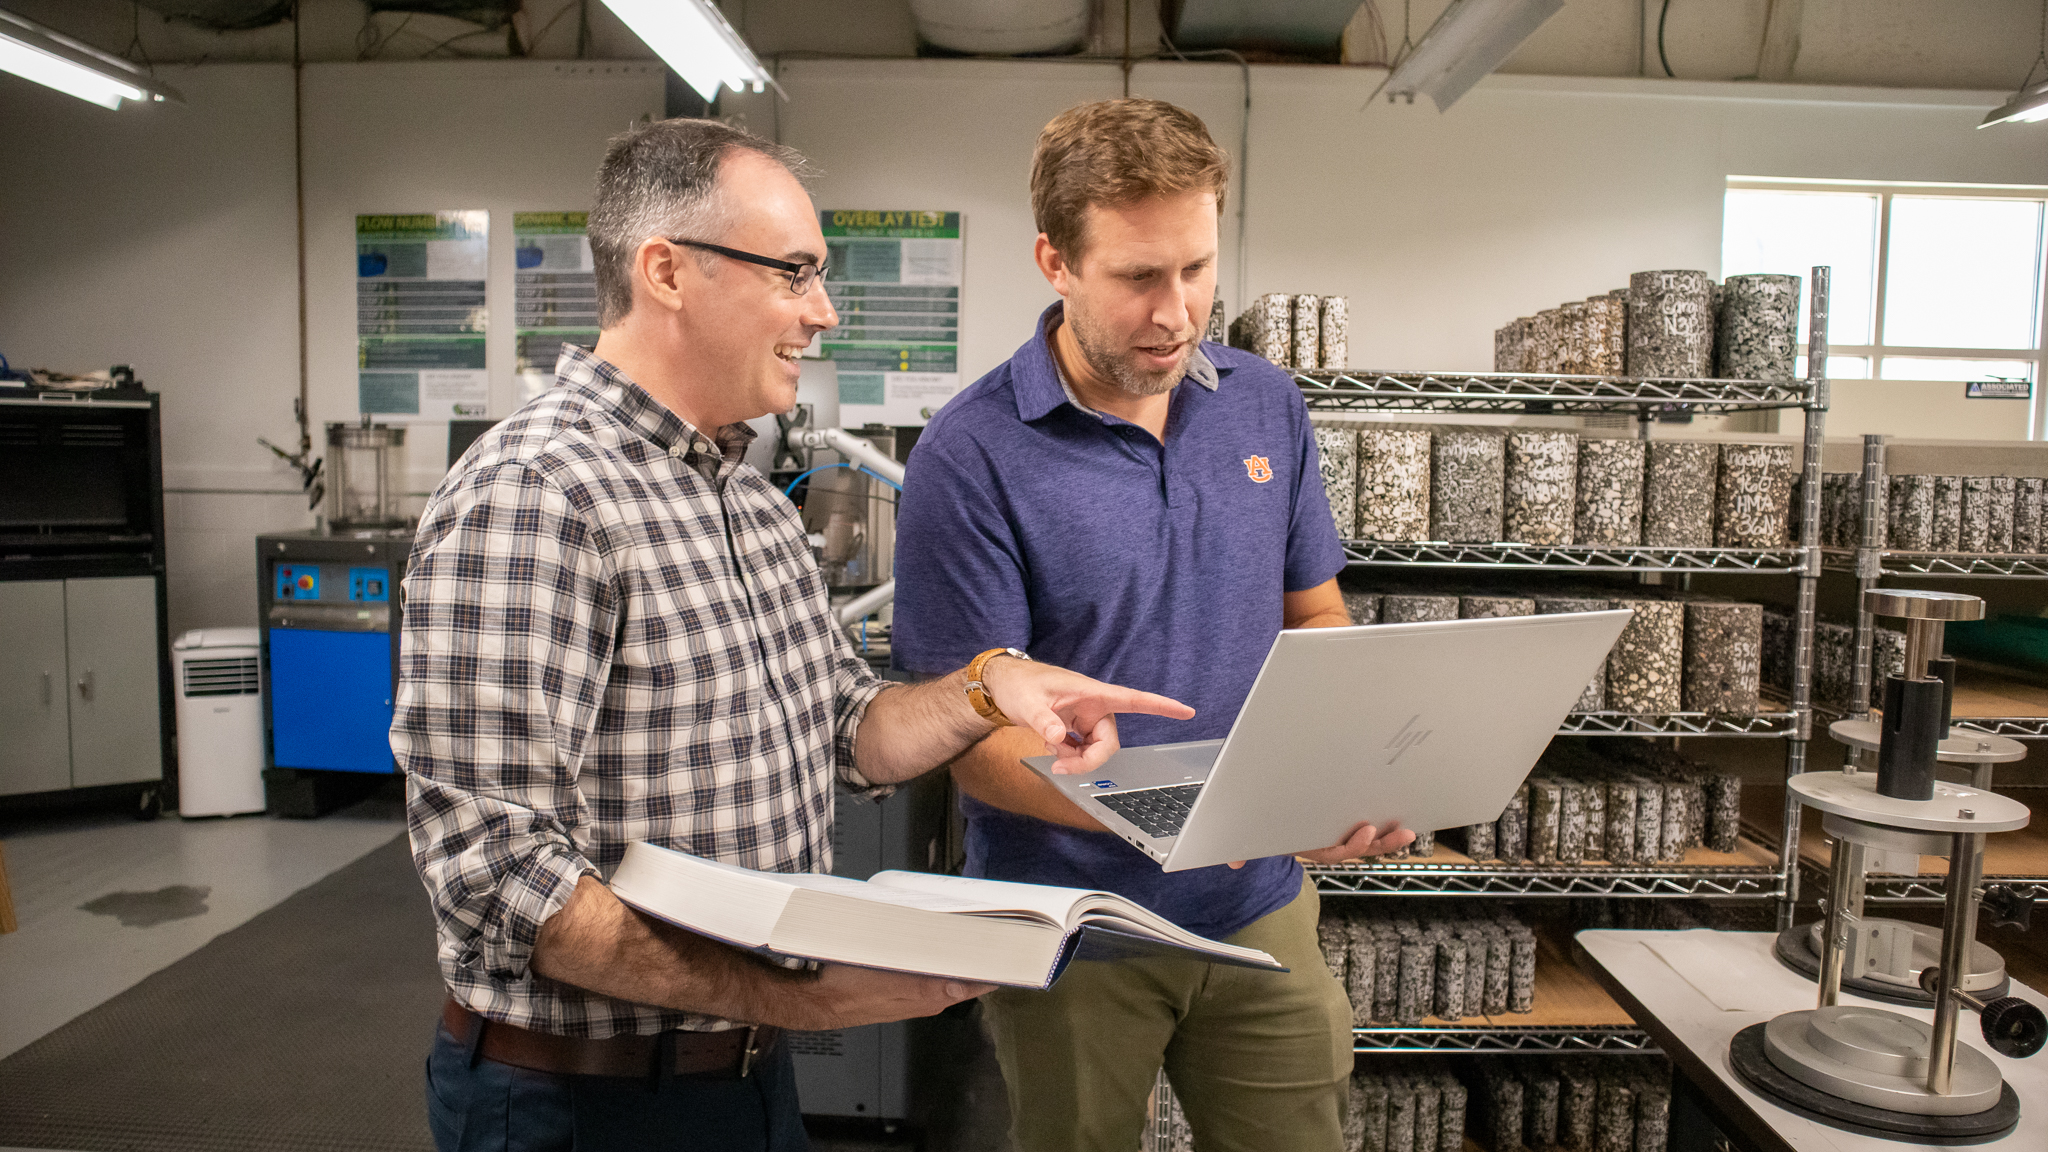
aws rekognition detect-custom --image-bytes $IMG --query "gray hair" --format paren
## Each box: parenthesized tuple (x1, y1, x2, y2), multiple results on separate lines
(588, 118, 813, 328)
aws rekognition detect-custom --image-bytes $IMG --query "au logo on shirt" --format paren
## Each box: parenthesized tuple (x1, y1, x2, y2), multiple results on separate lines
(1242, 455, 1273, 483)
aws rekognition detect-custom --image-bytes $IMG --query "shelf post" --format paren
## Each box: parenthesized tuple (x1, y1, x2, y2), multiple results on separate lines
(1781, 265, 1831, 931)
(1850, 434, 1887, 721)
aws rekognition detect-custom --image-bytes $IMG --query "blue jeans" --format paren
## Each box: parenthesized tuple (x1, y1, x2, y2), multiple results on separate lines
(425, 1024, 812, 1152)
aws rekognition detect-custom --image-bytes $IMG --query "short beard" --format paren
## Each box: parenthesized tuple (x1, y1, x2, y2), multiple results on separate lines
(1066, 307, 1191, 398)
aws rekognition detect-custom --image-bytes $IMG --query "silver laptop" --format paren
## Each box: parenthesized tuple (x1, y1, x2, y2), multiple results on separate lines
(1024, 610, 1631, 872)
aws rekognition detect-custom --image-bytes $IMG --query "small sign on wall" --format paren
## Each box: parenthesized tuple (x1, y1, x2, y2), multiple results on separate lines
(1966, 379, 2032, 400)
(356, 211, 490, 419)
(513, 212, 598, 404)
(817, 209, 962, 427)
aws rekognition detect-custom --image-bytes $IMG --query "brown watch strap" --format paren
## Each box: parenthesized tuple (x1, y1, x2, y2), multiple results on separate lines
(964, 647, 1028, 727)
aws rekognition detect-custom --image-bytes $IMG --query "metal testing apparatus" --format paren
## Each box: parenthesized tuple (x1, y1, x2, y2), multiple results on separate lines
(255, 422, 412, 814)
(1735, 589, 2047, 1142)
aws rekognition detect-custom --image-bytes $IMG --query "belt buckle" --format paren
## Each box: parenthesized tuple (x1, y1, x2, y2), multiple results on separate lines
(739, 1026, 760, 1078)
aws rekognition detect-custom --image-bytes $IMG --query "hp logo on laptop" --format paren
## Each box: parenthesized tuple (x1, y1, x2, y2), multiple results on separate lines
(1384, 715, 1430, 764)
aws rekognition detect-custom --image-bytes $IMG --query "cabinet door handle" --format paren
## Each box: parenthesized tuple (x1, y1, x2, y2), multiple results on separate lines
(76, 670, 93, 701)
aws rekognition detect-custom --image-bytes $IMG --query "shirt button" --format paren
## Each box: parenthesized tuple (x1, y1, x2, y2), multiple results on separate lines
(696, 441, 713, 454)
(668, 445, 685, 458)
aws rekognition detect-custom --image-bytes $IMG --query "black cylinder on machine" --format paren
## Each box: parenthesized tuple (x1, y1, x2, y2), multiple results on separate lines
(1878, 675, 1945, 801)
(1928, 655, 1957, 733)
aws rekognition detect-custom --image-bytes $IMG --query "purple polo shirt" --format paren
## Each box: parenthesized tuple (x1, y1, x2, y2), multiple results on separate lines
(891, 303, 1347, 940)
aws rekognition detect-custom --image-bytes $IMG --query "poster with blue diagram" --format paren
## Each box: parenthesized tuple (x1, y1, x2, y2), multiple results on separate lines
(513, 212, 598, 404)
(355, 211, 489, 419)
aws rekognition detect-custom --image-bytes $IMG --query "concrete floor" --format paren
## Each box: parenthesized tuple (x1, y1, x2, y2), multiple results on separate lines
(0, 785, 1013, 1152)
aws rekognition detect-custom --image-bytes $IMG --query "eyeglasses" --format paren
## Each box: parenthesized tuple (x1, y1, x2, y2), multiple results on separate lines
(670, 238, 828, 296)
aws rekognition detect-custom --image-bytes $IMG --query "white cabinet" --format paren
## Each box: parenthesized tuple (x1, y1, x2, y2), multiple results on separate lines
(0, 576, 163, 797)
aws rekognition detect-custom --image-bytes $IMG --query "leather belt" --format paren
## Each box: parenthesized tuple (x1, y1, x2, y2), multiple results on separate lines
(441, 999, 782, 1080)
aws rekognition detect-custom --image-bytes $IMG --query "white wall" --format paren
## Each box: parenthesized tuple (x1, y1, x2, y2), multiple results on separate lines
(0, 60, 662, 636)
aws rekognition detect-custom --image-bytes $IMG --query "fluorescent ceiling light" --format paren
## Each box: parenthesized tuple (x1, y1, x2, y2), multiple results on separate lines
(0, 8, 182, 109)
(1980, 80, 2048, 128)
(602, 0, 784, 104)
(1381, 0, 1563, 113)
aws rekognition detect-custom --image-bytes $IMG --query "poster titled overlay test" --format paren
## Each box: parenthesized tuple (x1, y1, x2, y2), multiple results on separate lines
(356, 211, 489, 419)
(819, 210, 961, 426)
(514, 212, 598, 403)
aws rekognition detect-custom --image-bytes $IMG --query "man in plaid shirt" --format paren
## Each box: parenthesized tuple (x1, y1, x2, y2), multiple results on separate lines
(396, 118, 1191, 1152)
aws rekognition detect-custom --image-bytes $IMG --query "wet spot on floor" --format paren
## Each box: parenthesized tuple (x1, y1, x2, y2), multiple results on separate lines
(79, 885, 212, 927)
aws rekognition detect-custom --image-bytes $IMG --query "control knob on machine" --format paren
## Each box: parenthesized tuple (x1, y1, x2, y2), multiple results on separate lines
(1920, 965, 2048, 1058)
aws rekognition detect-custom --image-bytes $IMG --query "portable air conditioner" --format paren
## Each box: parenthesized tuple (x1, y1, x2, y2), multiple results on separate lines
(172, 627, 266, 817)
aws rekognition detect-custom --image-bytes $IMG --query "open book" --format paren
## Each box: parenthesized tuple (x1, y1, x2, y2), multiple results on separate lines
(608, 842, 1286, 989)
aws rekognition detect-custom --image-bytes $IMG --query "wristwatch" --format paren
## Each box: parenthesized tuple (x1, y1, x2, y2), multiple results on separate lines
(964, 647, 1031, 727)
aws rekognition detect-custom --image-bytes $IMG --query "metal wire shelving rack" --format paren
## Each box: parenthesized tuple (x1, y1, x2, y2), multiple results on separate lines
(1284, 269, 1834, 1057)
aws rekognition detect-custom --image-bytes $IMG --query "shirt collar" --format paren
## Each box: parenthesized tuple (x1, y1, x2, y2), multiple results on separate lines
(1014, 302, 1221, 423)
(553, 342, 756, 478)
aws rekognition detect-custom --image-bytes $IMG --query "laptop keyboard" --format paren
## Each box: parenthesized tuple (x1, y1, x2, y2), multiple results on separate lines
(1096, 782, 1205, 839)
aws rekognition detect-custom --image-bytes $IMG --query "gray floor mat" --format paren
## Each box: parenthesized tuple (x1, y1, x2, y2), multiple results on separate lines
(0, 832, 440, 1152)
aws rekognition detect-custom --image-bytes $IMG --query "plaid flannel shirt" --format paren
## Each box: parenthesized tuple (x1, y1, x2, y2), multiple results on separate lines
(396, 344, 892, 1037)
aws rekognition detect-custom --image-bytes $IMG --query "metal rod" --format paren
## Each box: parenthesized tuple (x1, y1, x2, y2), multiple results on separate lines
(1903, 618, 1942, 682)
(1850, 434, 1886, 719)
(1781, 266, 1830, 930)
(1818, 838, 1862, 1008)
(1779, 739, 1807, 930)
(1928, 830, 1985, 1094)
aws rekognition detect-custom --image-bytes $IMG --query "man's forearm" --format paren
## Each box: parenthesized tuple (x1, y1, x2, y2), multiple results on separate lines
(532, 875, 813, 1025)
(852, 669, 993, 785)
(949, 726, 1108, 832)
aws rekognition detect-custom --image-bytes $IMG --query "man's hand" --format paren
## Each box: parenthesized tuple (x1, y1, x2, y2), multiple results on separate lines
(979, 655, 1194, 774)
(1294, 821, 1416, 864)
(780, 966, 995, 1031)
(1223, 821, 1417, 869)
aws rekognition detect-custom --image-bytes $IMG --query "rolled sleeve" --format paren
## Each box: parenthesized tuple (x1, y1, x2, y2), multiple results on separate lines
(394, 462, 616, 998)
(829, 644, 896, 797)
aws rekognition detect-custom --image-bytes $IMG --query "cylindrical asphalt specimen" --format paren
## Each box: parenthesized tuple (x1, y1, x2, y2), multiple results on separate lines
(1320, 296, 1349, 371)
(1575, 438, 1647, 546)
(1316, 426, 1357, 541)
(1291, 294, 1322, 370)
(1432, 431, 1507, 543)
(1343, 590, 1381, 625)
(1933, 475, 1963, 551)
(1383, 594, 1461, 623)
(1642, 440, 1716, 548)
(1889, 475, 1934, 552)
(1682, 601, 1763, 716)
(1604, 780, 1638, 865)
(1607, 598, 1684, 713)
(1715, 442, 1796, 547)
(1627, 270, 1715, 378)
(1355, 428, 1433, 541)
(1505, 429, 1579, 545)
(1715, 273, 1801, 382)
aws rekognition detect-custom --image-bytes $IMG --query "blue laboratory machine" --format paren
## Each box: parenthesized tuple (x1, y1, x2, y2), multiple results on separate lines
(256, 529, 412, 808)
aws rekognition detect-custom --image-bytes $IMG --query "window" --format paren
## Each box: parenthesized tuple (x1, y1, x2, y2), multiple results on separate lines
(1723, 179, 2048, 428)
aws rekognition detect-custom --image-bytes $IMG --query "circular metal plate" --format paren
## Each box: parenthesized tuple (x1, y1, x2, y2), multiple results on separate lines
(1763, 1008, 2004, 1115)
(1774, 925, 2010, 1005)
(1827, 719, 2029, 764)
(1789, 771, 2031, 833)
(1865, 589, 1986, 621)
(1821, 810, 1955, 856)
(1731, 1022, 2020, 1143)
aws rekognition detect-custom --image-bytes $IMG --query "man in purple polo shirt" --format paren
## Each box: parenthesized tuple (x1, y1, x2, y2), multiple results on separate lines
(893, 99, 1414, 1152)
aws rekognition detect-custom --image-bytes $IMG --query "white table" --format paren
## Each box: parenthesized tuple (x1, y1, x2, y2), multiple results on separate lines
(1574, 929, 2048, 1151)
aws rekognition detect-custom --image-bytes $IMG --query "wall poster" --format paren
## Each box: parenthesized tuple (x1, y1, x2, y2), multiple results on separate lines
(513, 211, 599, 404)
(817, 209, 961, 426)
(356, 211, 489, 419)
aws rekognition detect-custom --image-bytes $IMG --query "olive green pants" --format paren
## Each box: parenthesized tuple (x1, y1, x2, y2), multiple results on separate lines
(982, 874, 1352, 1152)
